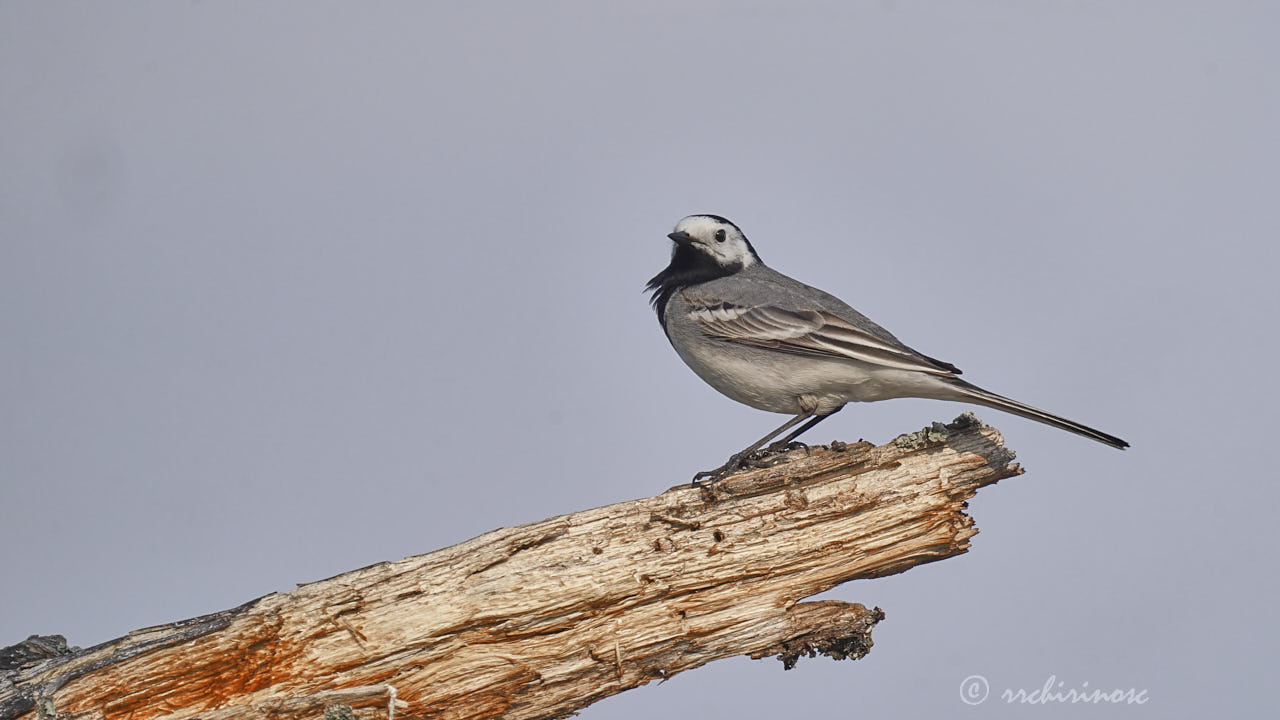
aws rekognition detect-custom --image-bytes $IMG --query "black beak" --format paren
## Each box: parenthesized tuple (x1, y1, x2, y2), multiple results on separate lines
(667, 231, 697, 247)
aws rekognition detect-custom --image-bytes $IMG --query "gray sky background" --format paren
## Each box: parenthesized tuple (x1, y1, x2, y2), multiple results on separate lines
(2, 2, 1277, 717)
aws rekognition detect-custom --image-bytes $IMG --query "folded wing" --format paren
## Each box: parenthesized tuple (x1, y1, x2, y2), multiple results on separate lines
(687, 300, 961, 377)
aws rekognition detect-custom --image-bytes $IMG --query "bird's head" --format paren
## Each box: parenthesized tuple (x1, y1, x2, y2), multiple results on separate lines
(666, 214, 760, 271)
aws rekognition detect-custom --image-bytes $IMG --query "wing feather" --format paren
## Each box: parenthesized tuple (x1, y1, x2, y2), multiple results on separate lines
(686, 300, 960, 376)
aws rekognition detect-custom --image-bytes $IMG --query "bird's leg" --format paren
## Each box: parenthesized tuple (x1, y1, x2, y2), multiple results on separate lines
(764, 407, 842, 455)
(692, 411, 814, 486)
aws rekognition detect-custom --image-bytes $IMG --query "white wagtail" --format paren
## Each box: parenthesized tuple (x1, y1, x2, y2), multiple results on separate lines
(647, 214, 1128, 483)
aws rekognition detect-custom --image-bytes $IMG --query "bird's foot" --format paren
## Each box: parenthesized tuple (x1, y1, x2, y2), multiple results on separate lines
(691, 448, 792, 486)
(764, 439, 810, 456)
(691, 455, 744, 486)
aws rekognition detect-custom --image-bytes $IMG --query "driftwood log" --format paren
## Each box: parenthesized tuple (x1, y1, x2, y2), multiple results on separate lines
(1, 413, 1022, 720)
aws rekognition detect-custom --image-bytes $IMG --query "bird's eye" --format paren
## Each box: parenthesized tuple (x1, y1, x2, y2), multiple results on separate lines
(715, 229, 727, 243)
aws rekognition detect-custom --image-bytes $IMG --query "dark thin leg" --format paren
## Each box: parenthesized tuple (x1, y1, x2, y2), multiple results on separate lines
(693, 411, 815, 485)
(767, 406, 843, 452)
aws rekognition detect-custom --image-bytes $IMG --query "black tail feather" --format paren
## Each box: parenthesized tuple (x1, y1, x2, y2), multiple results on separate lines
(949, 380, 1129, 450)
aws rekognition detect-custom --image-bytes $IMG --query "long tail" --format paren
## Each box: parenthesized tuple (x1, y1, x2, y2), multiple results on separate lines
(945, 379, 1129, 449)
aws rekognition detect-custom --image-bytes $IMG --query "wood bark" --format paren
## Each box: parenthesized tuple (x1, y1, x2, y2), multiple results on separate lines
(1, 413, 1021, 720)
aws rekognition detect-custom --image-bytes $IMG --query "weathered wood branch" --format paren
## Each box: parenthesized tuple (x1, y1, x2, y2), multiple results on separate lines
(1, 413, 1021, 720)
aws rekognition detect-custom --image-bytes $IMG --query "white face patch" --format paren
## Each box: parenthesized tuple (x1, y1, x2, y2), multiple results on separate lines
(672, 215, 758, 269)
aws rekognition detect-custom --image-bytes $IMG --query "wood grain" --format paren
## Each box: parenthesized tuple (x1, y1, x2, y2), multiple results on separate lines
(1, 414, 1021, 720)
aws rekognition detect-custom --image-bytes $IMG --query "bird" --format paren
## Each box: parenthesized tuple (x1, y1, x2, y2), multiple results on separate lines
(646, 214, 1128, 484)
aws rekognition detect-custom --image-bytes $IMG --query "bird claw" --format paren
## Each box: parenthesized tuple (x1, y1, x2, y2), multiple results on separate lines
(764, 439, 810, 456)
(691, 447, 762, 485)
(747, 453, 788, 468)
(691, 446, 796, 486)
(691, 454, 746, 486)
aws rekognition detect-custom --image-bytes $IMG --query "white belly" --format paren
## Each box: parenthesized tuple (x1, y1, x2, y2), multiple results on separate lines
(671, 336, 944, 415)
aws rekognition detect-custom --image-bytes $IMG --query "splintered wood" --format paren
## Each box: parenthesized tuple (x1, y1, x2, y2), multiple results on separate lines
(0, 414, 1021, 720)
